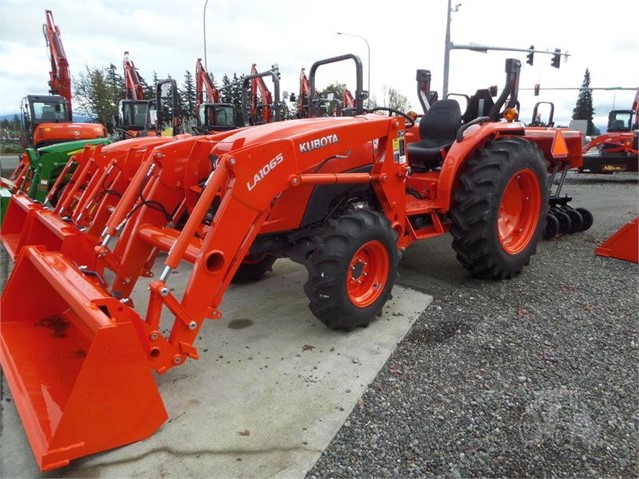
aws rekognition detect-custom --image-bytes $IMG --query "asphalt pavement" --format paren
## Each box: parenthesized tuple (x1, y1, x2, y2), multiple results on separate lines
(0, 153, 19, 178)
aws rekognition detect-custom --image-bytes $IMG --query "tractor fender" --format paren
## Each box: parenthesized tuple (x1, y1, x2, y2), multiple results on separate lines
(300, 164, 374, 227)
(435, 122, 525, 212)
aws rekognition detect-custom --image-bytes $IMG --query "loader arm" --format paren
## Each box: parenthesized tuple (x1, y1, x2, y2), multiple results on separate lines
(144, 115, 407, 371)
(582, 131, 637, 156)
(0, 137, 185, 263)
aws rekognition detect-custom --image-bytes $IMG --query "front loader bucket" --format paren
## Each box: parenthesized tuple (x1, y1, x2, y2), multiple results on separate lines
(1, 193, 45, 259)
(1, 194, 97, 266)
(595, 217, 639, 263)
(0, 246, 168, 470)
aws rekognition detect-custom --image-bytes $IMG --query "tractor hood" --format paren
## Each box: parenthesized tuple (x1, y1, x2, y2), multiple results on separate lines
(210, 115, 389, 154)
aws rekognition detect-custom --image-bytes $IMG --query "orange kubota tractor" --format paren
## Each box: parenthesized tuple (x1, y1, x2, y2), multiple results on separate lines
(0, 55, 588, 470)
(580, 87, 639, 174)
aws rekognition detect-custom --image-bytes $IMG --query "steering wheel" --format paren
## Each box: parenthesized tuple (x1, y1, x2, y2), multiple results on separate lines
(368, 107, 415, 128)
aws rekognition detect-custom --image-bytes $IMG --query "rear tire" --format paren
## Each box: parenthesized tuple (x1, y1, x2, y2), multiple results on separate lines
(304, 208, 398, 330)
(450, 137, 548, 279)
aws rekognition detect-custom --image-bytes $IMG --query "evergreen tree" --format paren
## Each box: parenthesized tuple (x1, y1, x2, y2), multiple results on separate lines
(11, 114, 22, 132)
(149, 71, 160, 99)
(221, 73, 245, 126)
(572, 69, 597, 136)
(320, 82, 348, 116)
(280, 101, 297, 120)
(182, 70, 196, 120)
(105, 63, 125, 102)
(139, 74, 153, 100)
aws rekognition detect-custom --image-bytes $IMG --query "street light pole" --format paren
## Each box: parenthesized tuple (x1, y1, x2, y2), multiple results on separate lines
(337, 31, 370, 107)
(203, 0, 209, 69)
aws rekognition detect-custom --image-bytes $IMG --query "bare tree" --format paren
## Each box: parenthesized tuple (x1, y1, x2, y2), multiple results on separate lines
(382, 85, 410, 112)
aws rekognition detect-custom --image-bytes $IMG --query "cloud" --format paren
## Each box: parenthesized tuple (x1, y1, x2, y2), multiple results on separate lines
(1, 0, 637, 129)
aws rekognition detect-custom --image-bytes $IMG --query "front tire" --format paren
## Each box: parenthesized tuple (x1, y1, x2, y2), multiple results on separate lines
(450, 137, 548, 279)
(304, 208, 398, 330)
(232, 254, 277, 284)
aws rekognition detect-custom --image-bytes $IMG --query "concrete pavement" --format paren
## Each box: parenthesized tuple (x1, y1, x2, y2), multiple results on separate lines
(0, 258, 432, 478)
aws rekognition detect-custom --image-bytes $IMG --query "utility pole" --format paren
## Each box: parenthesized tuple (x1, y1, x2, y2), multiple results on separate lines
(442, 0, 568, 97)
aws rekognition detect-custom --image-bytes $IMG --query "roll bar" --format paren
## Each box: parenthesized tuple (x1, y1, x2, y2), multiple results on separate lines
(308, 54, 366, 117)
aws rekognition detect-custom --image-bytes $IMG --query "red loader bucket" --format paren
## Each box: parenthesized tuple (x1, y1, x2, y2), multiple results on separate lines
(0, 246, 168, 470)
(1, 193, 97, 265)
(1, 193, 45, 259)
(595, 217, 639, 263)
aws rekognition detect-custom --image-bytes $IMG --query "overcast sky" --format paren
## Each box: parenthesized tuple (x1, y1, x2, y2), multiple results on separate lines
(1, 0, 637, 128)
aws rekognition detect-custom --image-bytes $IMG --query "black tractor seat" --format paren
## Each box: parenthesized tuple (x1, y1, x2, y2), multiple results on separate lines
(461, 89, 495, 125)
(407, 99, 462, 171)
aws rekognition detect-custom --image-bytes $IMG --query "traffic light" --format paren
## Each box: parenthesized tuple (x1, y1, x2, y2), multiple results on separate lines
(534, 84, 540, 96)
(489, 85, 498, 97)
(551, 49, 561, 68)
(526, 45, 534, 66)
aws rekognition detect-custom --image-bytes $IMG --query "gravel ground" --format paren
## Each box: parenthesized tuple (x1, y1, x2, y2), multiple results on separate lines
(309, 172, 638, 478)
(0, 167, 636, 478)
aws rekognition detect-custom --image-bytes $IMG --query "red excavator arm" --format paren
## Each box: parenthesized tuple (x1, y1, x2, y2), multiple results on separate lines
(195, 58, 221, 114)
(297, 68, 310, 117)
(43, 10, 72, 119)
(250, 63, 274, 123)
(343, 88, 356, 109)
(117, 51, 155, 138)
(194, 59, 237, 133)
(123, 51, 144, 100)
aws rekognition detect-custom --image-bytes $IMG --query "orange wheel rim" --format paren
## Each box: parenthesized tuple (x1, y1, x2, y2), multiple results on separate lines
(498, 169, 542, 254)
(347, 240, 389, 307)
(243, 253, 268, 265)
